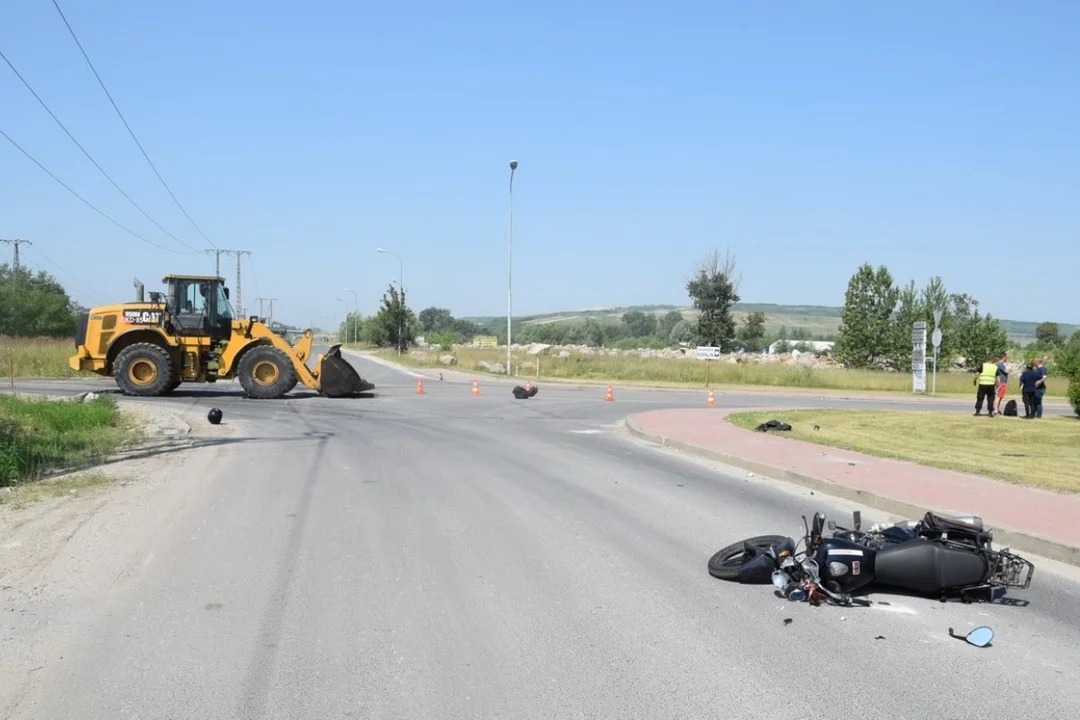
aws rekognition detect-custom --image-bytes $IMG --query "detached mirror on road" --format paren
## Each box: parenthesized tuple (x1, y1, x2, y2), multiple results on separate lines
(949, 626, 994, 648)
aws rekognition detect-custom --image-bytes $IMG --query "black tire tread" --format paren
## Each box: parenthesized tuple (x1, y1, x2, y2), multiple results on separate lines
(708, 534, 789, 581)
(114, 343, 175, 397)
(237, 345, 298, 399)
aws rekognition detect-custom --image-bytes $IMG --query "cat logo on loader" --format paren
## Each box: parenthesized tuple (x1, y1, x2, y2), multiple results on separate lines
(69, 275, 375, 399)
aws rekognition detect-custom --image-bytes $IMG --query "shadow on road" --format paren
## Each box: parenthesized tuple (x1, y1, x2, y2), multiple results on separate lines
(94, 429, 338, 467)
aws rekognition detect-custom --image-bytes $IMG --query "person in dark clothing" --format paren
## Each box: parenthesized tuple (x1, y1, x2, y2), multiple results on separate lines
(1033, 357, 1048, 419)
(1019, 361, 1039, 418)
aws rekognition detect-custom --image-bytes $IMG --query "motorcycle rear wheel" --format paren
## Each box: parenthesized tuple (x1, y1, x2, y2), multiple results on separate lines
(708, 535, 790, 582)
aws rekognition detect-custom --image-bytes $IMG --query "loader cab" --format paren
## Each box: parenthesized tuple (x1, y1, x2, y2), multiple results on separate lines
(164, 274, 233, 341)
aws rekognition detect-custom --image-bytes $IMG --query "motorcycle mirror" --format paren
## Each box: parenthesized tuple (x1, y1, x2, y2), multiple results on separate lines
(812, 512, 825, 537)
(827, 519, 837, 530)
(949, 626, 994, 648)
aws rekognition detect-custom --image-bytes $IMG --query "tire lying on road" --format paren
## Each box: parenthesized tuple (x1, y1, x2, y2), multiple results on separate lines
(237, 345, 298, 399)
(707, 534, 790, 582)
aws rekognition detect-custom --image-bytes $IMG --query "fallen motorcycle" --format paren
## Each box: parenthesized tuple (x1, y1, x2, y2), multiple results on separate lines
(707, 509, 1034, 606)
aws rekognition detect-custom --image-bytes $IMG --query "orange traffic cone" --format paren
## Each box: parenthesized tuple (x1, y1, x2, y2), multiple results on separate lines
(707, 388, 716, 407)
(471, 379, 480, 396)
(605, 384, 614, 402)
(416, 378, 425, 395)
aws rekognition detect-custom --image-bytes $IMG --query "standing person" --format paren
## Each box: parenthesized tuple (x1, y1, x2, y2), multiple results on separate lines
(1033, 357, 1049, 419)
(994, 352, 1009, 414)
(973, 354, 998, 416)
(1019, 361, 1038, 418)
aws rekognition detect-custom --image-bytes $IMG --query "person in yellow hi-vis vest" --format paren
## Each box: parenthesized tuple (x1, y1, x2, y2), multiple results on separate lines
(973, 354, 999, 416)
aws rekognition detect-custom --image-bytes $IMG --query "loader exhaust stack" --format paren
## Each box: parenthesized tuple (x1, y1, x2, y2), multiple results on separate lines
(318, 345, 375, 397)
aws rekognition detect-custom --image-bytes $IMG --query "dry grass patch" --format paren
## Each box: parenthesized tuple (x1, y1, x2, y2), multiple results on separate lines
(727, 409, 1080, 493)
(0, 336, 91, 378)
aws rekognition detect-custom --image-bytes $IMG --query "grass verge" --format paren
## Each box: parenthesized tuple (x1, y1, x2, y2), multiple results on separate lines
(0, 393, 136, 487)
(726, 409, 1080, 494)
(374, 347, 1071, 399)
(0, 336, 90, 378)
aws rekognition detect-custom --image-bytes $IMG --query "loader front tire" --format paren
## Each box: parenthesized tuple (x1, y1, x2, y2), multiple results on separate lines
(238, 345, 297, 399)
(114, 343, 175, 397)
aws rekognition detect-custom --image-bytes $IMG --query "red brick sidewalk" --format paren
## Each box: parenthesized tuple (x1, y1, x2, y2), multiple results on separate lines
(626, 407, 1080, 567)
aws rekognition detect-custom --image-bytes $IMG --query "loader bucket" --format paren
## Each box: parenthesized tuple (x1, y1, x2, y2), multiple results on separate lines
(318, 345, 375, 397)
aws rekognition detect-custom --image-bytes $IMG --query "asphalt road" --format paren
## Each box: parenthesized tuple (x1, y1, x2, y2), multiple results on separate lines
(3, 355, 1079, 718)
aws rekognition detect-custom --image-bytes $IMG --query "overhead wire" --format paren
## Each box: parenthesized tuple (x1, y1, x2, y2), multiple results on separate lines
(0, 48, 202, 254)
(25, 242, 106, 303)
(49, 0, 219, 249)
(0, 126, 193, 254)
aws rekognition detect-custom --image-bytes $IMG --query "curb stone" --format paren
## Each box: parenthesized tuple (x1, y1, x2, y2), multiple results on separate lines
(623, 414, 1080, 570)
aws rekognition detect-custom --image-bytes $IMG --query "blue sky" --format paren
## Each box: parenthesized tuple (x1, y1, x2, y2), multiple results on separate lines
(2, 1, 1077, 328)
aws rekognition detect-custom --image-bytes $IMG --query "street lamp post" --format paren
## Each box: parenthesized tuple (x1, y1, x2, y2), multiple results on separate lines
(336, 297, 349, 344)
(342, 288, 359, 346)
(507, 159, 518, 376)
(377, 248, 405, 354)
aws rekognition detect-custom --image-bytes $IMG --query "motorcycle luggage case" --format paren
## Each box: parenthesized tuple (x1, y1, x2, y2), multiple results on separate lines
(874, 538, 989, 594)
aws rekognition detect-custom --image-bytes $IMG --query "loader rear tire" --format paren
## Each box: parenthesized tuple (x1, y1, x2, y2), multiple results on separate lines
(238, 345, 297, 399)
(114, 343, 175, 397)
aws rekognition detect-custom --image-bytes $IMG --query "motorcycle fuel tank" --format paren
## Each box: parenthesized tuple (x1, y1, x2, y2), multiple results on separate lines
(814, 537, 876, 593)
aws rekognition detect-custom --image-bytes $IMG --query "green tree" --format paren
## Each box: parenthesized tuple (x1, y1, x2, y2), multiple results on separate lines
(834, 263, 900, 368)
(890, 280, 928, 371)
(0, 264, 78, 338)
(686, 249, 741, 351)
(337, 311, 365, 343)
(621, 310, 658, 338)
(658, 310, 683, 341)
(418, 307, 454, 334)
(669, 319, 693, 345)
(738, 311, 767, 351)
(773, 325, 792, 354)
(370, 284, 416, 352)
(1035, 321, 1062, 347)
(949, 294, 1008, 366)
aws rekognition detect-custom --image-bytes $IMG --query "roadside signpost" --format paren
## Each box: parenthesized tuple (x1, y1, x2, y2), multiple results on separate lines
(696, 346, 721, 386)
(931, 309, 944, 395)
(912, 321, 928, 393)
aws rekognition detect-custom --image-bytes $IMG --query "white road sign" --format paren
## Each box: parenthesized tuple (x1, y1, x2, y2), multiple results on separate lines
(912, 321, 928, 392)
(696, 346, 722, 360)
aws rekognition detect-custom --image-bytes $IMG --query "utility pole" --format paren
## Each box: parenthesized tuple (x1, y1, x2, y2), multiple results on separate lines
(219, 249, 251, 316)
(1, 238, 31, 271)
(255, 297, 278, 323)
(205, 248, 227, 277)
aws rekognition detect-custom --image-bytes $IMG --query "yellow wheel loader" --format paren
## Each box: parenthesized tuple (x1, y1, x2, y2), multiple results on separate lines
(69, 275, 374, 399)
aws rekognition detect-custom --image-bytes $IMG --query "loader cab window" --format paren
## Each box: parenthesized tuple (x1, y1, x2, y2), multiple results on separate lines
(214, 283, 233, 321)
(168, 278, 231, 340)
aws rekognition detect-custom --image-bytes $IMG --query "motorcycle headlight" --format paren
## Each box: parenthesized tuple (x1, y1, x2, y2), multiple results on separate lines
(771, 570, 790, 590)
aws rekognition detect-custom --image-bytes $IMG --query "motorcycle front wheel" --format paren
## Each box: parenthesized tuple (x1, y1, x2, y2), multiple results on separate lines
(708, 535, 790, 582)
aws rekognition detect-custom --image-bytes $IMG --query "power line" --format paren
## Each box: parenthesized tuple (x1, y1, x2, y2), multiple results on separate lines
(0, 48, 201, 254)
(0, 126, 192, 254)
(25, 242, 105, 301)
(50, 0, 219, 249)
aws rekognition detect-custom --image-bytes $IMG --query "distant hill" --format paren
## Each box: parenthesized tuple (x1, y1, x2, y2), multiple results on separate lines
(463, 303, 1077, 345)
